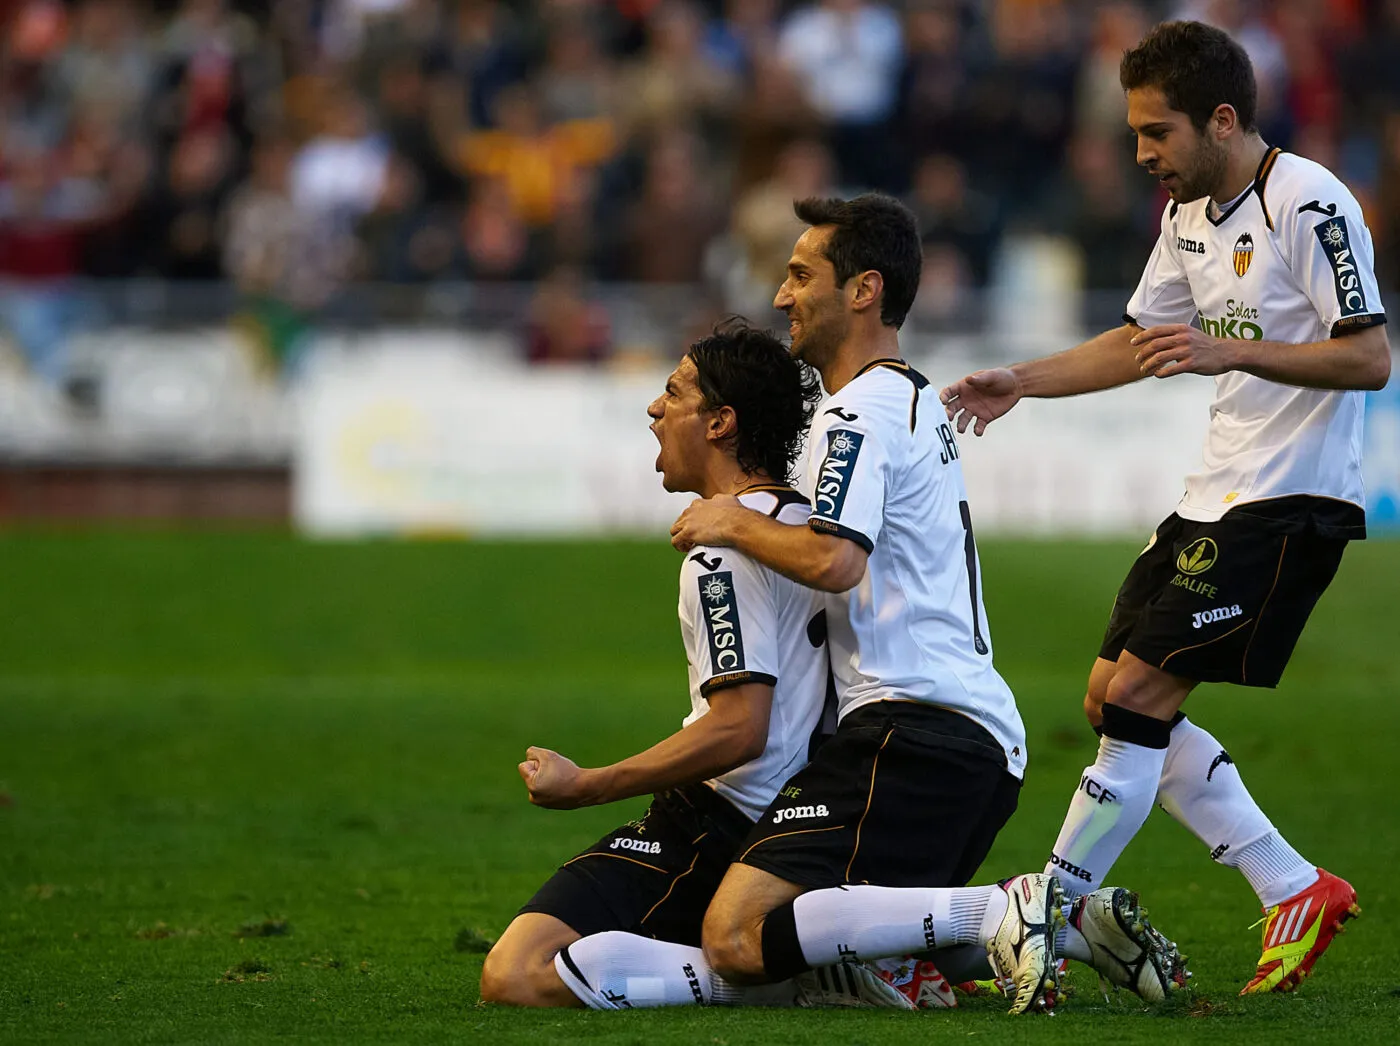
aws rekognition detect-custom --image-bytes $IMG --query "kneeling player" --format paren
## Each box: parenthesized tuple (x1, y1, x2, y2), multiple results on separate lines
(480, 322, 902, 1009)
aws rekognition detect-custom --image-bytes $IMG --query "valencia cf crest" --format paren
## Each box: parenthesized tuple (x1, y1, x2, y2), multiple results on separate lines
(1232, 233, 1254, 277)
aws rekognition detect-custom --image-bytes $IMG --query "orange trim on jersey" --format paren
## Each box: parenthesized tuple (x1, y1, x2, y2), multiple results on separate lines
(845, 728, 896, 882)
(738, 824, 847, 863)
(562, 852, 666, 875)
(1159, 616, 1256, 671)
(853, 357, 909, 379)
(736, 483, 794, 496)
(640, 847, 702, 925)
(1241, 536, 1287, 685)
(1256, 147, 1281, 231)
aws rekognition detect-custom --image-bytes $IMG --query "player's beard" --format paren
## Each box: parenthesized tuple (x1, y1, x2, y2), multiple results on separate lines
(789, 296, 849, 373)
(1174, 132, 1230, 204)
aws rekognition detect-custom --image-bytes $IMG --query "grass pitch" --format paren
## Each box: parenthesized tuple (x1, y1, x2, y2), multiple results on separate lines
(1, 531, 1398, 1044)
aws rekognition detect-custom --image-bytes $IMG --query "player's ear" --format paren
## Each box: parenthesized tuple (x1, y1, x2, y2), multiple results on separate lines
(1212, 103, 1237, 140)
(708, 405, 738, 444)
(850, 269, 884, 315)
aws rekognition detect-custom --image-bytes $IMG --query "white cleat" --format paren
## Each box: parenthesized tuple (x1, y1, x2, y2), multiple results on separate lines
(1070, 887, 1189, 1002)
(986, 873, 1066, 1014)
(794, 961, 917, 1010)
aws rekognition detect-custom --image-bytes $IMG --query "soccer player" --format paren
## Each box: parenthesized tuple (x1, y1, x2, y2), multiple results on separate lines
(480, 321, 906, 1010)
(671, 195, 1185, 1014)
(939, 21, 1390, 994)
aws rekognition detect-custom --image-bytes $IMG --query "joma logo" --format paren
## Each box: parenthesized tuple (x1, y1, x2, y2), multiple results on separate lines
(771, 804, 830, 825)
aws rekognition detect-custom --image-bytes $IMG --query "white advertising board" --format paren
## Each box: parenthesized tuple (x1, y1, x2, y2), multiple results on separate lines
(294, 340, 1230, 538)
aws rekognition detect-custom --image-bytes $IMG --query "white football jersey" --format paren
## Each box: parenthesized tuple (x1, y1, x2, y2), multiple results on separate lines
(1126, 148, 1386, 527)
(804, 361, 1027, 780)
(678, 487, 831, 821)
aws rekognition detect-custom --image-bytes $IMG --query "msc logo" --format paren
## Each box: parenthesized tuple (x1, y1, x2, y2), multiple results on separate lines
(814, 429, 862, 520)
(698, 571, 746, 673)
(1316, 217, 1368, 315)
(610, 837, 662, 854)
(1232, 232, 1254, 277)
(1176, 537, 1218, 576)
(771, 804, 829, 825)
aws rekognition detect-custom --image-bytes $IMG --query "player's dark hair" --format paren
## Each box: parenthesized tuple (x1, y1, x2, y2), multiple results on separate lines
(688, 319, 821, 485)
(1120, 21, 1257, 134)
(793, 193, 922, 329)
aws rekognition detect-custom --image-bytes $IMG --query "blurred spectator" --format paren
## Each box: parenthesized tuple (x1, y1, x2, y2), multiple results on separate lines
(457, 82, 615, 229)
(703, 0, 779, 78)
(224, 131, 351, 375)
(459, 175, 537, 280)
(536, 14, 617, 124)
(375, 53, 462, 206)
(290, 82, 393, 222)
(1178, 0, 1290, 144)
(427, 0, 527, 130)
(0, 141, 106, 392)
(1050, 135, 1156, 291)
(729, 51, 821, 192)
(727, 136, 834, 314)
(909, 152, 999, 288)
(616, 0, 738, 149)
(1075, 3, 1147, 141)
(524, 264, 611, 363)
(969, 0, 1078, 220)
(620, 127, 723, 283)
(778, 0, 903, 189)
(145, 127, 239, 279)
(898, 0, 979, 170)
(49, 0, 153, 137)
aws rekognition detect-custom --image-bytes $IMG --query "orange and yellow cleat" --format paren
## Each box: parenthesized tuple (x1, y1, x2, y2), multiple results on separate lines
(1242, 868, 1361, 994)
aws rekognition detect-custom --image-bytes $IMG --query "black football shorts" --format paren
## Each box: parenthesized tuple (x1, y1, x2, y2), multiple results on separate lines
(517, 782, 753, 946)
(735, 702, 1021, 890)
(1100, 507, 1348, 687)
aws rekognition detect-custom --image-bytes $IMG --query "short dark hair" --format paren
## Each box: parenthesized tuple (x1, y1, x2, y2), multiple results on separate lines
(1120, 21, 1257, 134)
(793, 193, 922, 329)
(688, 319, 821, 484)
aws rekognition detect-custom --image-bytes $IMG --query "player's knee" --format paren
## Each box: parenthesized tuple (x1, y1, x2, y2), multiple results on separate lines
(1083, 689, 1105, 728)
(479, 944, 554, 1007)
(702, 908, 767, 984)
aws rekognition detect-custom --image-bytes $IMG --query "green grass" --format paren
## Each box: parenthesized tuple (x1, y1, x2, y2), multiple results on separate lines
(2, 532, 1399, 1043)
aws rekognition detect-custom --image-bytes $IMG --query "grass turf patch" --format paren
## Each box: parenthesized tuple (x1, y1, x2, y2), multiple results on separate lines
(1, 532, 1398, 1043)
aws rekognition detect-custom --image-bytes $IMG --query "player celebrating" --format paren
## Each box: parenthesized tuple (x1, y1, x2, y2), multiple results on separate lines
(939, 21, 1389, 994)
(671, 195, 1185, 1013)
(480, 322, 912, 1010)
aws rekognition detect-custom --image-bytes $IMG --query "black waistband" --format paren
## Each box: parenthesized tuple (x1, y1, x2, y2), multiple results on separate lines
(654, 781, 754, 837)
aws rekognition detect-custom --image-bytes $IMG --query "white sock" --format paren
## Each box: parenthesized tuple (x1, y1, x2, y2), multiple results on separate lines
(555, 933, 713, 1009)
(1055, 904, 1092, 963)
(790, 884, 1004, 966)
(555, 932, 796, 1009)
(1157, 716, 1318, 907)
(1045, 707, 1171, 898)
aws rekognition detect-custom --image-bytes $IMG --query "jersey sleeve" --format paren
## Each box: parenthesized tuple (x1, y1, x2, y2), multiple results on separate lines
(1282, 190, 1387, 337)
(805, 407, 893, 554)
(1124, 204, 1198, 327)
(679, 548, 780, 698)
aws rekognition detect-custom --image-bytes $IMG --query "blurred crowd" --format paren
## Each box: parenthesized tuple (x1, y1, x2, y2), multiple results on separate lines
(2, 0, 1400, 377)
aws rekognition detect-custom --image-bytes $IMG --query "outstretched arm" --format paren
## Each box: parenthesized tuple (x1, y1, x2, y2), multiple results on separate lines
(940, 324, 1146, 435)
(518, 682, 773, 809)
(670, 496, 867, 592)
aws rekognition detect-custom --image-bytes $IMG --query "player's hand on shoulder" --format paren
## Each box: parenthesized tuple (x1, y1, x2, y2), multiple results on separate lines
(1132, 324, 1238, 378)
(939, 368, 1022, 436)
(670, 493, 742, 553)
(518, 746, 588, 809)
